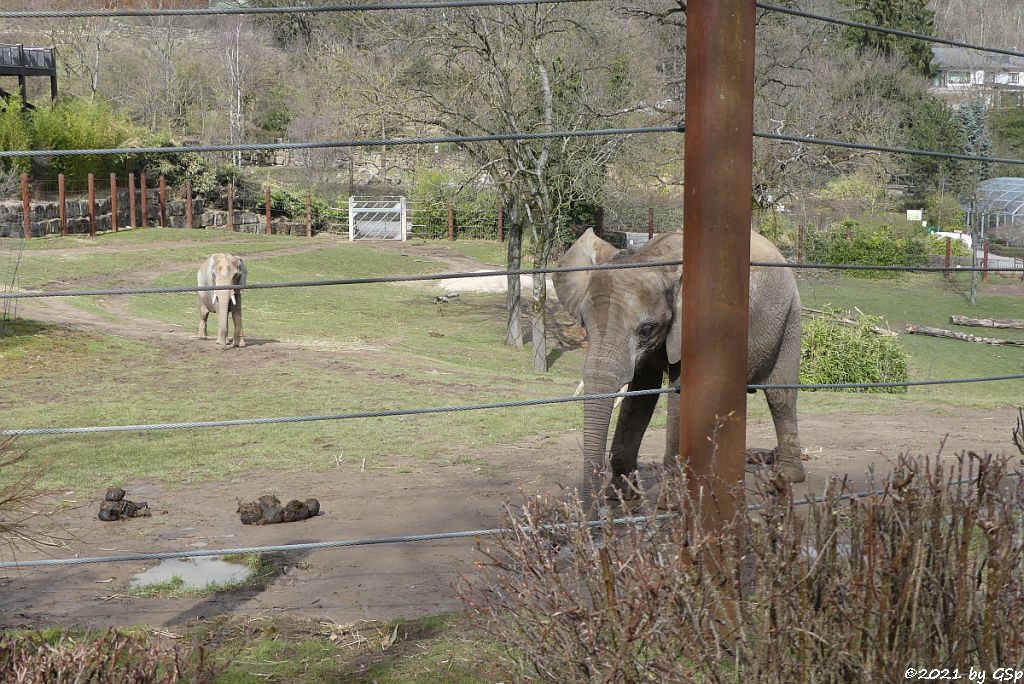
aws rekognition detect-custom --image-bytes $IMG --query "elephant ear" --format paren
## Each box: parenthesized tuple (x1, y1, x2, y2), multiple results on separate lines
(553, 228, 619, 320)
(666, 280, 682, 365)
(234, 255, 247, 285)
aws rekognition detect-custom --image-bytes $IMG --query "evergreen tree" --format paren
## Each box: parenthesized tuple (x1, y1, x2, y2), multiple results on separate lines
(901, 94, 964, 202)
(842, 0, 936, 77)
(954, 98, 995, 184)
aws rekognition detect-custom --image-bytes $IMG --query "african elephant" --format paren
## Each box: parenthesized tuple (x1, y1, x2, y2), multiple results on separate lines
(198, 253, 247, 349)
(553, 228, 804, 512)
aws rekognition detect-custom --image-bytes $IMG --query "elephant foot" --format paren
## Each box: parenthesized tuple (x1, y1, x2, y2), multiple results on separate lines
(198, 334, 208, 340)
(773, 452, 806, 484)
(605, 473, 641, 502)
(236, 338, 246, 348)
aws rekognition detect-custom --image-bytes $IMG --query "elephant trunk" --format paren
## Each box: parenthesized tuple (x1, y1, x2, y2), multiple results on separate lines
(580, 362, 631, 515)
(215, 285, 232, 347)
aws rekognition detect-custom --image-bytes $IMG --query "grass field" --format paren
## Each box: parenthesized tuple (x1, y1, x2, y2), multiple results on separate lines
(3, 231, 1024, 492)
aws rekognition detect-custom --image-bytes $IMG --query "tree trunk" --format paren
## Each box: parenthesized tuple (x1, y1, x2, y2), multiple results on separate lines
(904, 324, 1024, 347)
(504, 196, 524, 348)
(531, 260, 548, 372)
(950, 315, 1024, 329)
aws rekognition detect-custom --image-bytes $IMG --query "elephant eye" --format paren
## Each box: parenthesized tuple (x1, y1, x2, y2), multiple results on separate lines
(637, 321, 657, 338)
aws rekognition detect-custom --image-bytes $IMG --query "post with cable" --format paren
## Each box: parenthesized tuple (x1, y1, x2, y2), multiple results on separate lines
(680, 0, 755, 534)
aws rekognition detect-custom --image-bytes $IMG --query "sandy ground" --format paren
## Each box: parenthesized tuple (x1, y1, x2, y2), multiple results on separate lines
(2, 238, 1022, 630)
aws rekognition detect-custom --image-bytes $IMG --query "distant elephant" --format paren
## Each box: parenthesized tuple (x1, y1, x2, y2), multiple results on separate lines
(198, 253, 247, 349)
(553, 229, 804, 512)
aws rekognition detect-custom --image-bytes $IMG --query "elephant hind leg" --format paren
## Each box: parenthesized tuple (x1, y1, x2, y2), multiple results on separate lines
(199, 303, 210, 339)
(763, 301, 804, 484)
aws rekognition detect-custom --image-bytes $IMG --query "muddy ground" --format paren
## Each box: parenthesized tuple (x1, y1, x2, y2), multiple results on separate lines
(2, 238, 1022, 630)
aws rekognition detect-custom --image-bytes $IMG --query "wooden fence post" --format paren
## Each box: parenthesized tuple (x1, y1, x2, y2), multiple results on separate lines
(305, 191, 312, 237)
(647, 207, 654, 240)
(945, 236, 952, 281)
(797, 223, 804, 263)
(110, 173, 118, 233)
(140, 173, 148, 228)
(58, 173, 67, 236)
(128, 172, 137, 229)
(227, 184, 235, 232)
(87, 173, 96, 237)
(595, 206, 604, 238)
(983, 240, 990, 282)
(159, 175, 168, 228)
(185, 180, 193, 229)
(265, 186, 272, 235)
(497, 204, 503, 242)
(447, 201, 454, 241)
(20, 173, 31, 240)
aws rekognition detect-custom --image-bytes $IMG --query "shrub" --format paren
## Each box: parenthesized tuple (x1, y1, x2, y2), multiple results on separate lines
(0, 97, 31, 174)
(800, 308, 909, 392)
(0, 630, 221, 683)
(459, 452, 1024, 683)
(805, 221, 929, 278)
(410, 168, 500, 239)
(28, 97, 135, 182)
(926, 233, 972, 257)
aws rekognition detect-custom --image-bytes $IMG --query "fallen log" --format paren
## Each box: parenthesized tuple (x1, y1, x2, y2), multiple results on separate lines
(904, 323, 1024, 347)
(950, 315, 1024, 330)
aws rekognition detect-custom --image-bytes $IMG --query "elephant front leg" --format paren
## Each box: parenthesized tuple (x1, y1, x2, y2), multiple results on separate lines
(607, 355, 665, 500)
(662, 362, 681, 472)
(232, 297, 245, 348)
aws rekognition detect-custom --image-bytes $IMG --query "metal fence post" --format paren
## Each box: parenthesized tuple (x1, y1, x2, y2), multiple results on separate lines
(306, 191, 312, 237)
(140, 173, 148, 228)
(983, 240, 989, 282)
(87, 173, 96, 237)
(58, 173, 67, 236)
(110, 173, 118, 233)
(20, 173, 31, 240)
(159, 175, 168, 228)
(265, 186, 272, 235)
(648, 207, 654, 240)
(680, 0, 755, 531)
(945, 236, 952, 281)
(448, 201, 454, 240)
(128, 172, 136, 229)
(185, 180, 193, 229)
(497, 204, 504, 242)
(227, 184, 235, 232)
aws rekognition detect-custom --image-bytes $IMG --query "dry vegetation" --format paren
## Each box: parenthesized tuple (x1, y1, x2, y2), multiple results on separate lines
(460, 452, 1024, 682)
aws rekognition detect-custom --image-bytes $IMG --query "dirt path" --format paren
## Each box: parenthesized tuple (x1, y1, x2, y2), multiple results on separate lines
(2, 407, 1020, 630)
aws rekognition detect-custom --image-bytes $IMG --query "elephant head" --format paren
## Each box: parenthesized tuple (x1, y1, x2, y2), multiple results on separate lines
(553, 229, 683, 512)
(198, 253, 247, 349)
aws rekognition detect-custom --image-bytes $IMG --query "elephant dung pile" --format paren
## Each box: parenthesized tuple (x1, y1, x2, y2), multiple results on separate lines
(98, 488, 152, 522)
(237, 495, 320, 525)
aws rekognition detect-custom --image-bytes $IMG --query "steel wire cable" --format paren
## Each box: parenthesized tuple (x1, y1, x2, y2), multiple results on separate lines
(7, 374, 1024, 437)
(3, 473, 1012, 570)
(0, 0, 602, 19)
(4, 259, 1021, 301)
(756, 2, 1024, 60)
(0, 126, 685, 159)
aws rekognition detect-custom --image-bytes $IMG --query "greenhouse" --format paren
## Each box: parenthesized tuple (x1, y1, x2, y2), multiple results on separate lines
(971, 177, 1024, 245)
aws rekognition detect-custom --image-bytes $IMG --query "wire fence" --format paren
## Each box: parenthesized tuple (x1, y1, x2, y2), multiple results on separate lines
(3, 2, 1024, 574)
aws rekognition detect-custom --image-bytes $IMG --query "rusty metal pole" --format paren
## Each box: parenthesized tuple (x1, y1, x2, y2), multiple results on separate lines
(58, 173, 67, 236)
(128, 172, 136, 229)
(265, 186, 272, 235)
(680, 0, 755, 530)
(447, 201, 454, 240)
(227, 184, 235, 232)
(185, 180, 193, 229)
(110, 173, 118, 233)
(87, 173, 96, 237)
(497, 204, 503, 242)
(945, 236, 952, 281)
(648, 207, 655, 240)
(159, 175, 168, 227)
(140, 173, 148, 228)
(305, 191, 312, 237)
(20, 173, 31, 240)
(983, 240, 989, 282)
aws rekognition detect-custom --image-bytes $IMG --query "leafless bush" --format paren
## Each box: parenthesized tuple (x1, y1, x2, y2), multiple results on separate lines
(0, 630, 221, 683)
(0, 169, 19, 202)
(459, 452, 1024, 683)
(0, 437, 43, 549)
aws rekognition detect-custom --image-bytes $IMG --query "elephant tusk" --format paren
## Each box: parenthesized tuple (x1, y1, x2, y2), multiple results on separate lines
(230, 292, 236, 307)
(573, 380, 585, 397)
(612, 384, 629, 410)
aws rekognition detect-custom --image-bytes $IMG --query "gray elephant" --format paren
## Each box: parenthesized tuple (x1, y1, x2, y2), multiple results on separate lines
(197, 253, 247, 349)
(553, 228, 804, 512)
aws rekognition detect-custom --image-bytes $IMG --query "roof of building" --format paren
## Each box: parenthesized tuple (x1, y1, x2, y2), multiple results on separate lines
(932, 46, 1024, 72)
(978, 177, 1024, 218)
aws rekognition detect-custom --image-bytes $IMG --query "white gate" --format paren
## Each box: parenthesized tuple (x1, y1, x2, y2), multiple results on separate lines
(348, 196, 407, 241)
